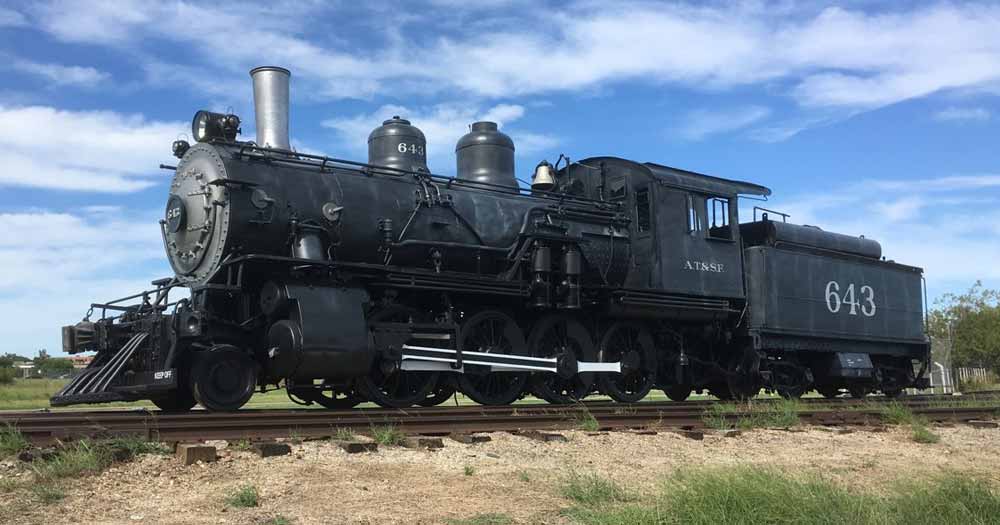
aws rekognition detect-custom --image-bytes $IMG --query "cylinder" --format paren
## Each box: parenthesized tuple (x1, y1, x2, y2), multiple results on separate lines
(456, 121, 516, 188)
(368, 116, 428, 172)
(250, 66, 291, 150)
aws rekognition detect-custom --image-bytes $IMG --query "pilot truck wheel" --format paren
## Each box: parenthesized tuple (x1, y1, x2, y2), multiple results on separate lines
(191, 345, 257, 411)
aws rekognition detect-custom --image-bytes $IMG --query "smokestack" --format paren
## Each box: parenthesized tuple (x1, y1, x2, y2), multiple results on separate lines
(250, 66, 291, 150)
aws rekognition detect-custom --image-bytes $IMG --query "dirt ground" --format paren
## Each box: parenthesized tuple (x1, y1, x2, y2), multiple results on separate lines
(2, 423, 999, 525)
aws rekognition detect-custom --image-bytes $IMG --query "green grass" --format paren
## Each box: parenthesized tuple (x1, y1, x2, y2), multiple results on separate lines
(517, 470, 531, 483)
(445, 513, 513, 525)
(370, 424, 406, 446)
(463, 465, 475, 476)
(333, 427, 355, 441)
(911, 422, 941, 444)
(30, 483, 66, 505)
(561, 472, 633, 506)
(573, 406, 601, 432)
(263, 517, 291, 525)
(229, 439, 253, 451)
(701, 399, 801, 431)
(30, 436, 168, 481)
(562, 467, 1000, 525)
(0, 423, 29, 457)
(225, 485, 260, 508)
(880, 401, 917, 425)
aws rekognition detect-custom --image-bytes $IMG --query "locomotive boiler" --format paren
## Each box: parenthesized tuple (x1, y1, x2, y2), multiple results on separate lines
(55, 66, 930, 411)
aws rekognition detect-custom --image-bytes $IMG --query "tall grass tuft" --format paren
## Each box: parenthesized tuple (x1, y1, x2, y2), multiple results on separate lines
(563, 467, 1000, 525)
(561, 472, 632, 506)
(370, 424, 406, 446)
(911, 422, 940, 444)
(701, 399, 800, 431)
(225, 484, 260, 508)
(0, 424, 29, 457)
(881, 402, 916, 425)
(573, 405, 600, 432)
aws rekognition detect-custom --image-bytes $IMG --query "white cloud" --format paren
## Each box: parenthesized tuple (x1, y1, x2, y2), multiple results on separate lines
(675, 106, 770, 141)
(0, 6, 27, 27)
(0, 106, 185, 192)
(766, 174, 1000, 298)
(24, 1, 1000, 116)
(933, 106, 992, 122)
(322, 102, 557, 173)
(9, 59, 109, 87)
(0, 210, 168, 355)
(870, 196, 924, 222)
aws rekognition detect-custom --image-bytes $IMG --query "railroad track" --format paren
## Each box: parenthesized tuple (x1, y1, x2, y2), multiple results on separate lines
(3, 394, 998, 445)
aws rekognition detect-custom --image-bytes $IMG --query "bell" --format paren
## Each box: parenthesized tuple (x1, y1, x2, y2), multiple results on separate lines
(531, 160, 555, 191)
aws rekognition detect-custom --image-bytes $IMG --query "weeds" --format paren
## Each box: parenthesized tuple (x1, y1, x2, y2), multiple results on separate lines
(463, 465, 475, 476)
(0, 424, 29, 457)
(31, 483, 65, 504)
(445, 513, 513, 525)
(562, 467, 1000, 525)
(225, 484, 260, 508)
(561, 472, 632, 506)
(370, 424, 406, 446)
(32, 437, 168, 481)
(517, 470, 531, 482)
(911, 422, 940, 444)
(574, 406, 600, 432)
(880, 402, 916, 425)
(333, 427, 355, 441)
(229, 439, 253, 451)
(700, 399, 800, 430)
(264, 517, 291, 525)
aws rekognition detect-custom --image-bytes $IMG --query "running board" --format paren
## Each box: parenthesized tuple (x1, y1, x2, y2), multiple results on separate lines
(399, 343, 621, 376)
(50, 332, 148, 406)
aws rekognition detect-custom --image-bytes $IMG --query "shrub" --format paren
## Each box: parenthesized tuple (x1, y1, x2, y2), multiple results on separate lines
(370, 424, 406, 446)
(701, 399, 800, 431)
(881, 402, 916, 425)
(0, 368, 15, 385)
(225, 485, 260, 508)
(0, 424, 29, 457)
(561, 472, 632, 506)
(911, 423, 940, 444)
(574, 406, 600, 432)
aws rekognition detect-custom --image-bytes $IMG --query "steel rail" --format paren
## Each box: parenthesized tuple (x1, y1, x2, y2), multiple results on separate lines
(2, 396, 997, 445)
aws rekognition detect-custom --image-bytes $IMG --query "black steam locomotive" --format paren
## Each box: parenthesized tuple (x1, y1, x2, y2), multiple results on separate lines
(55, 66, 930, 411)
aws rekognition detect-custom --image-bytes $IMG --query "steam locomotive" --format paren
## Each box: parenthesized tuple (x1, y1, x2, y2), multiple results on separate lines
(55, 66, 930, 411)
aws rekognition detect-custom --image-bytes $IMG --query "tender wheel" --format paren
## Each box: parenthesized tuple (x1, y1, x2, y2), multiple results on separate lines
(708, 385, 734, 401)
(816, 386, 842, 399)
(456, 310, 529, 406)
(726, 352, 760, 401)
(528, 314, 596, 404)
(773, 362, 810, 400)
(882, 388, 905, 399)
(597, 322, 655, 403)
(191, 345, 257, 411)
(663, 385, 692, 402)
(848, 386, 869, 399)
(357, 305, 439, 408)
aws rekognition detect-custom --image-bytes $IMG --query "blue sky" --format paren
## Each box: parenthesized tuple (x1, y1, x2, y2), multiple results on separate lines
(1, 1, 999, 356)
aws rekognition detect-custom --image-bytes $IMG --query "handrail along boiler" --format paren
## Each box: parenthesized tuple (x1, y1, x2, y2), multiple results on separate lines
(56, 66, 930, 410)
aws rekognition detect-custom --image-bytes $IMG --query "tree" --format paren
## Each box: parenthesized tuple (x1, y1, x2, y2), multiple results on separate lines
(929, 281, 1000, 373)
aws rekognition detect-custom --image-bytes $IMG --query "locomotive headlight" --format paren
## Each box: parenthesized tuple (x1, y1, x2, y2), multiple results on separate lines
(191, 111, 240, 142)
(192, 110, 218, 142)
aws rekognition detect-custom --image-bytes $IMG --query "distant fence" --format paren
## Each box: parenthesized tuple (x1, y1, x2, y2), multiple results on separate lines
(956, 367, 994, 385)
